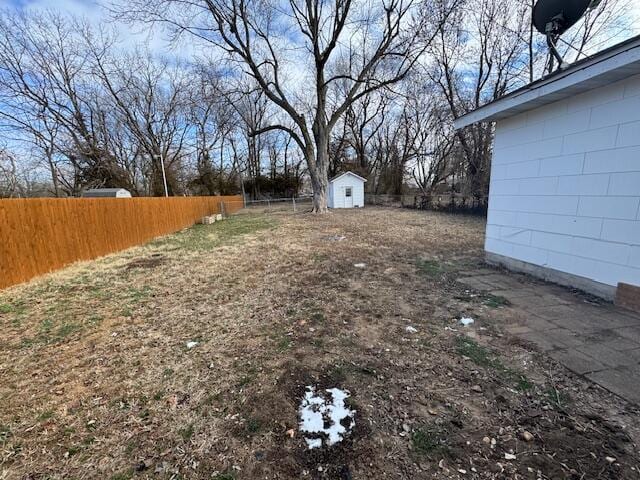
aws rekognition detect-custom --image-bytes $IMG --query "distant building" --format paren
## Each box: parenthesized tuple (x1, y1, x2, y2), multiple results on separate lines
(328, 172, 366, 209)
(455, 36, 640, 301)
(82, 188, 132, 198)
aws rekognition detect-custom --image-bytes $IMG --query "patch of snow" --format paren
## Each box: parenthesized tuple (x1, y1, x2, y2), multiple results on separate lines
(299, 386, 355, 449)
(459, 317, 475, 327)
(354, 263, 367, 269)
(305, 438, 323, 449)
(186, 341, 199, 349)
(405, 326, 418, 334)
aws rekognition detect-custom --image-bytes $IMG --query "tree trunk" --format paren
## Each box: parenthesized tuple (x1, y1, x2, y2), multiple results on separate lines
(310, 172, 328, 213)
(309, 129, 330, 214)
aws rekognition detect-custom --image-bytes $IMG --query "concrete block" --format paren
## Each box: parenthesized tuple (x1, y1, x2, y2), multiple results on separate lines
(562, 126, 618, 155)
(629, 247, 640, 268)
(542, 109, 590, 139)
(530, 231, 574, 254)
(578, 196, 640, 220)
(571, 237, 631, 266)
(494, 122, 544, 149)
(594, 261, 640, 288)
(485, 224, 501, 239)
(517, 177, 558, 196)
(608, 172, 640, 196)
(490, 179, 521, 196)
(487, 210, 517, 226)
(546, 251, 600, 281)
(567, 81, 625, 113)
(505, 160, 540, 180)
(558, 174, 610, 196)
(510, 244, 548, 266)
(601, 219, 640, 244)
(616, 120, 640, 148)
(491, 164, 509, 180)
(498, 226, 532, 246)
(492, 145, 524, 165)
(539, 153, 584, 177)
(590, 95, 640, 129)
(485, 238, 514, 257)
(496, 112, 528, 132)
(526, 99, 568, 125)
(486, 252, 617, 300)
(585, 145, 640, 174)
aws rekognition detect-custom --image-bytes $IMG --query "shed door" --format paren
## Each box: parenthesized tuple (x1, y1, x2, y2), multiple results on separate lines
(344, 186, 353, 208)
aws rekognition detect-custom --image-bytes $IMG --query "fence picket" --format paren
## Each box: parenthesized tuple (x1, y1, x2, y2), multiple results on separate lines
(0, 195, 243, 289)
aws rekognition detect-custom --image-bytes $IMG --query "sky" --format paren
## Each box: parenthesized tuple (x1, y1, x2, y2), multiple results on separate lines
(5, 0, 185, 60)
(6, 0, 640, 61)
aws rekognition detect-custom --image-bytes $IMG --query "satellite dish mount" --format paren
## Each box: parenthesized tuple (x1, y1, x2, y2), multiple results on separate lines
(533, 0, 601, 75)
(543, 14, 569, 72)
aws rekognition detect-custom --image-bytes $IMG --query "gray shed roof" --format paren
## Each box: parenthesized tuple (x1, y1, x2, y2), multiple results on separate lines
(454, 35, 640, 129)
(82, 188, 131, 197)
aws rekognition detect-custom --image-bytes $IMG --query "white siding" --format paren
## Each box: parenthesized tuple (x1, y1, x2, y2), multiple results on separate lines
(328, 174, 365, 209)
(487, 74, 640, 288)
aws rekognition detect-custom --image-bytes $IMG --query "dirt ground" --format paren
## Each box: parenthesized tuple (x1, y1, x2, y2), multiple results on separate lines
(1, 207, 639, 480)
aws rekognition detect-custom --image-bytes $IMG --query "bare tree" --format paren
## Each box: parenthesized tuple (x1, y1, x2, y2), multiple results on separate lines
(115, 0, 455, 212)
(90, 49, 191, 195)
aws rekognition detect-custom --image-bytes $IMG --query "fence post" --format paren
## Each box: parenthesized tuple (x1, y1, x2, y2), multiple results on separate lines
(292, 197, 297, 212)
(220, 201, 226, 218)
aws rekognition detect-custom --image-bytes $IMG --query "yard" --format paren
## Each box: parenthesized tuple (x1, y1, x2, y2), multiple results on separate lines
(1, 208, 639, 479)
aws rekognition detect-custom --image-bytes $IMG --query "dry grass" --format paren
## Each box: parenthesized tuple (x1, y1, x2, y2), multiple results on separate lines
(0, 208, 638, 479)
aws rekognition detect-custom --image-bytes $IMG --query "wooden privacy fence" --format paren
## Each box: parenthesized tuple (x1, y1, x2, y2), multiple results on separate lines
(0, 195, 243, 290)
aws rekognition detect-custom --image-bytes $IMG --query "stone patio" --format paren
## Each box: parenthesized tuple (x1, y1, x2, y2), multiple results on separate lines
(458, 269, 640, 404)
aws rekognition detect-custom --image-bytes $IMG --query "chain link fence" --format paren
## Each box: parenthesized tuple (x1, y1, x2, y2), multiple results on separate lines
(241, 196, 314, 213)
(234, 193, 488, 216)
(366, 193, 488, 216)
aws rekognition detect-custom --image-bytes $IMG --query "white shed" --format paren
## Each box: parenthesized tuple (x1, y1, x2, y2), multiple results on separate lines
(82, 188, 132, 198)
(455, 36, 640, 303)
(328, 172, 366, 209)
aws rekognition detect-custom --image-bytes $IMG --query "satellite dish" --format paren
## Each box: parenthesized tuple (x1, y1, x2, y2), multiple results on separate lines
(533, 0, 602, 73)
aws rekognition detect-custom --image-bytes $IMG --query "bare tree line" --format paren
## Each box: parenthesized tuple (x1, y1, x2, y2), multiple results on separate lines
(0, 0, 634, 205)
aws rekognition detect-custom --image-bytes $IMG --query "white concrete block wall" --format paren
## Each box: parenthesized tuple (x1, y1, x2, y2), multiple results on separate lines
(487, 74, 640, 289)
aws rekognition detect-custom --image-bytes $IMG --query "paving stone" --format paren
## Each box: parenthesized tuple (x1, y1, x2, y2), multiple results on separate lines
(490, 289, 539, 299)
(590, 310, 640, 329)
(505, 325, 533, 335)
(582, 329, 640, 351)
(470, 268, 640, 404)
(553, 315, 612, 333)
(527, 304, 585, 320)
(477, 274, 524, 290)
(613, 326, 640, 343)
(548, 349, 607, 375)
(459, 268, 496, 277)
(456, 277, 493, 291)
(544, 328, 587, 348)
(586, 368, 640, 404)
(519, 331, 568, 352)
(575, 344, 640, 368)
(522, 317, 561, 332)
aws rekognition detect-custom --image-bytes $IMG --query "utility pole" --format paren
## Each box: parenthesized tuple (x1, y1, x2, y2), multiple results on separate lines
(154, 154, 169, 197)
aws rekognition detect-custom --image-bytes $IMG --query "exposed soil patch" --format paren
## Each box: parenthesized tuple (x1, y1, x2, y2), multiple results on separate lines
(125, 254, 167, 270)
(0, 209, 638, 479)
